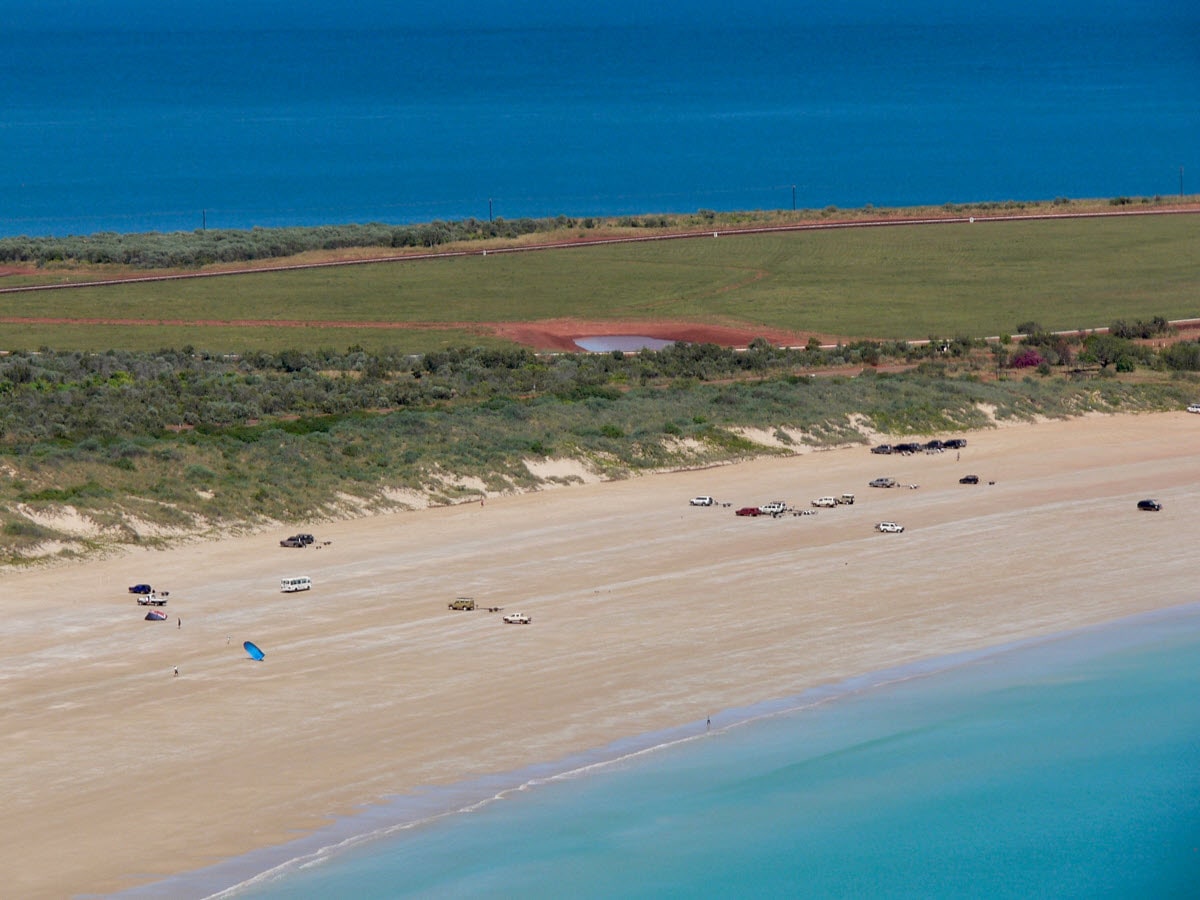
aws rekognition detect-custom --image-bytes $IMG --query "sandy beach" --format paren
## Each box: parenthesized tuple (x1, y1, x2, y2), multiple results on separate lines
(2, 411, 1197, 897)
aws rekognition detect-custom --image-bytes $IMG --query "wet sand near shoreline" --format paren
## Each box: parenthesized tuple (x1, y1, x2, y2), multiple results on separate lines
(2, 412, 1198, 897)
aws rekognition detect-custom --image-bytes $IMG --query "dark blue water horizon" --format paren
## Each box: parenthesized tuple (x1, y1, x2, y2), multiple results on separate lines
(2, 11, 1197, 238)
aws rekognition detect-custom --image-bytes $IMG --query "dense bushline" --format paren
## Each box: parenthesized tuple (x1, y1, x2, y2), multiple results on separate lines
(0, 219, 567, 269)
(2, 326, 1197, 445)
(2, 331, 1198, 566)
(1, 195, 1186, 270)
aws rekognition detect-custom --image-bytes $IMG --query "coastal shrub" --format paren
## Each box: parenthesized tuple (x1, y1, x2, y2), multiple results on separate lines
(1010, 348, 1045, 369)
(1108, 316, 1173, 340)
(0, 339, 1194, 562)
(1160, 341, 1200, 371)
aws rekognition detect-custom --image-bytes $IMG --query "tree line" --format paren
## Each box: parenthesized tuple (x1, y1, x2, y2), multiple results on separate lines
(1, 325, 1197, 445)
(0, 216, 589, 269)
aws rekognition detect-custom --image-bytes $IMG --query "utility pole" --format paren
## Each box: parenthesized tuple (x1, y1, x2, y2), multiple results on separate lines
(488, 198, 493, 223)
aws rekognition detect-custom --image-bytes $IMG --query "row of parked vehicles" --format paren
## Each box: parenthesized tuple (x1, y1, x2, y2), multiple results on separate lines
(872, 438, 967, 455)
(730, 494, 856, 516)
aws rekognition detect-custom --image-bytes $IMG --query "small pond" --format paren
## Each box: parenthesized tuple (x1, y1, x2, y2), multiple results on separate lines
(573, 335, 677, 352)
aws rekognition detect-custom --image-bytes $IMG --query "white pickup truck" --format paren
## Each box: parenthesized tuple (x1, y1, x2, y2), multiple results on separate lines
(502, 613, 532, 625)
(136, 592, 168, 606)
(758, 501, 788, 515)
(811, 496, 838, 508)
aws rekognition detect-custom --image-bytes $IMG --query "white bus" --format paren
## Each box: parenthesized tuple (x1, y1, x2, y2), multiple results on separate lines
(280, 576, 312, 593)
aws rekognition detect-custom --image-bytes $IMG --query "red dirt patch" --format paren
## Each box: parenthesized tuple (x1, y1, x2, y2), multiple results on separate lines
(486, 318, 835, 351)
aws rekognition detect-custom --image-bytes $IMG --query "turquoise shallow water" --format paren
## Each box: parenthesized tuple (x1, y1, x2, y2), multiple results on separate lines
(123, 604, 1200, 899)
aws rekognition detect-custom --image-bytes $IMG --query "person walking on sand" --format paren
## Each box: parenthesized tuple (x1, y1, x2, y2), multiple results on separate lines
(173, 666, 179, 677)
(177, 617, 181, 629)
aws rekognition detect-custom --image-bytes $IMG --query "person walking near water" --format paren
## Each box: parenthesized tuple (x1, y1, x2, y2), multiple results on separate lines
(177, 617, 181, 629)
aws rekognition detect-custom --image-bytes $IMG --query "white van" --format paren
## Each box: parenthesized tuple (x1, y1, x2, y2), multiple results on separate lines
(280, 576, 312, 593)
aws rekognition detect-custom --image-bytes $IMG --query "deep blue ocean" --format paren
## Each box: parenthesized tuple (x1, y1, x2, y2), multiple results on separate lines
(2, 9, 1198, 237)
(120, 604, 1200, 899)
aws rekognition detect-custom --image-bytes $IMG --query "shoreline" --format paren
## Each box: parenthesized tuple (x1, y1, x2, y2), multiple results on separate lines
(125, 600, 1200, 898)
(3, 411, 1198, 896)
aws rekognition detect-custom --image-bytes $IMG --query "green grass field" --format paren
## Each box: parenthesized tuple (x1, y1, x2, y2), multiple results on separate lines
(3, 213, 1197, 353)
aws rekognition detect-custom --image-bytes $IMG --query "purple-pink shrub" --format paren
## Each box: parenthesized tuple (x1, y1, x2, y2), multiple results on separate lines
(1010, 347, 1045, 369)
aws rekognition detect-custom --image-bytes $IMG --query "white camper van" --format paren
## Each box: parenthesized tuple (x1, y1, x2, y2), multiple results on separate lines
(280, 576, 312, 593)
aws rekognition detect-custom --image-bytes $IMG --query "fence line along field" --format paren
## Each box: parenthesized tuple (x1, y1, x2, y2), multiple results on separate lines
(1, 212, 1198, 353)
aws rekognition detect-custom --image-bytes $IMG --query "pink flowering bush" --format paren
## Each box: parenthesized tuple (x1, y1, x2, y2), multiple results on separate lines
(1009, 347, 1045, 369)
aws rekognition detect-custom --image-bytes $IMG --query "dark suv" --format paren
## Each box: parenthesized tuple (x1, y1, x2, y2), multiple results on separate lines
(1136, 499, 1162, 511)
(959, 475, 979, 484)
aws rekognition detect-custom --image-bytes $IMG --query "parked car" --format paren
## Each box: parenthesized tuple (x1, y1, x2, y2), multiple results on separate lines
(871, 444, 893, 455)
(944, 438, 968, 449)
(811, 496, 838, 508)
(280, 535, 307, 548)
(735, 506, 763, 517)
(1137, 499, 1162, 511)
(502, 612, 532, 624)
(128, 583, 153, 594)
(759, 501, 788, 515)
(893, 442, 922, 455)
(1188, 403, 1200, 414)
(875, 522, 905, 533)
(959, 475, 980, 484)
(869, 477, 896, 488)
(690, 496, 715, 506)
(924, 439, 944, 451)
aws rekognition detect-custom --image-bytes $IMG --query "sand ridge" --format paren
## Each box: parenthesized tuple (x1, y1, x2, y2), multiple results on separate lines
(1, 411, 1198, 896)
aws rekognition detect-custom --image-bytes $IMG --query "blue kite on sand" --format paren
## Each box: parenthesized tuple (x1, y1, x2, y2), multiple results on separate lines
(243, 640, 265, 661)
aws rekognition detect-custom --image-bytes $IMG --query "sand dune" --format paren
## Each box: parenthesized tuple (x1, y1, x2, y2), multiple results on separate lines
(2, 411, 1197, 896)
